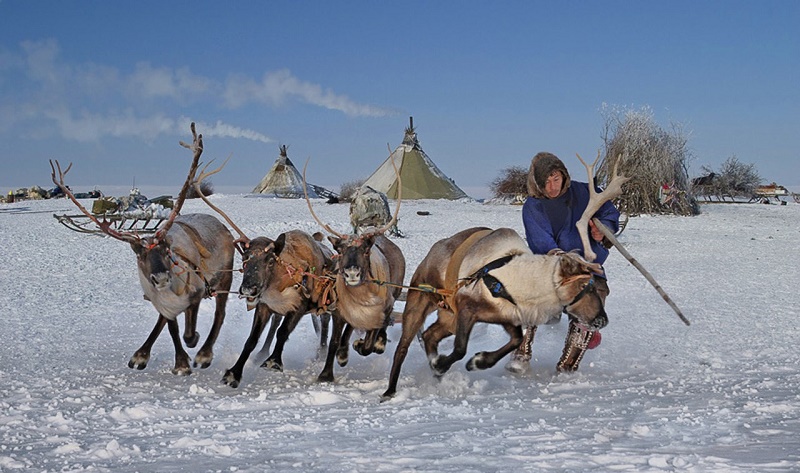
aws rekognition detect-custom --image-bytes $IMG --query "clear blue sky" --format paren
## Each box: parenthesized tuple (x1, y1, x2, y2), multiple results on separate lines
(2, 1, 798, 199)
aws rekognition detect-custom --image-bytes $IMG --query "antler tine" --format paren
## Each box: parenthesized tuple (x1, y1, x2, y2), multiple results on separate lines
(157, 122, 203, 240)
(302, 159, 346, 238)
(575, 150, 630, 262)
(192, 154, 250, 244)
(49, 159, 140, 244)
(371, 154, 401, 237)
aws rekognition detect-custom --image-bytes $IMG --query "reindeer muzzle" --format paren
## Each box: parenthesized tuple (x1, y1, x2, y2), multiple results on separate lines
(343, 267, 363, 286)
(150, 272, 171, 290)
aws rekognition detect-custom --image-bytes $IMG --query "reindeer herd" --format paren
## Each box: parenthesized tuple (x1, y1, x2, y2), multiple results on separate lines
(50, 124, 623, 401)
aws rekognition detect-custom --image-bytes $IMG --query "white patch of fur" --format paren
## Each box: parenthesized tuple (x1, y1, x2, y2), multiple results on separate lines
(456, 228, 566, 327)
(260, 285, 304, 315)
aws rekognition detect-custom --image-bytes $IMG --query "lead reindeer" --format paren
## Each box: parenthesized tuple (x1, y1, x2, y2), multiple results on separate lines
(50, 123, 235, 375)
(189, 159, 335, 388)
(382, 151, 627, 399)
(303, 161, 406, 383)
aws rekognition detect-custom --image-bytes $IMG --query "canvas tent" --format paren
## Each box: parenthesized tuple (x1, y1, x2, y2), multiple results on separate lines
(362, 118, 469, 200)
(252, 145, 333, 199)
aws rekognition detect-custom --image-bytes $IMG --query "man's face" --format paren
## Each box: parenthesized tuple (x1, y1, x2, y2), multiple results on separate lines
(545, 171, 563, 198)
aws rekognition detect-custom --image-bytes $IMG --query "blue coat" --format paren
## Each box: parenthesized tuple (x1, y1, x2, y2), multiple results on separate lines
(522, 181, 620, 266)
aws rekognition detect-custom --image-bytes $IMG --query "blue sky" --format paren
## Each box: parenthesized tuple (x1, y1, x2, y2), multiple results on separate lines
(2, 1, 798, 199)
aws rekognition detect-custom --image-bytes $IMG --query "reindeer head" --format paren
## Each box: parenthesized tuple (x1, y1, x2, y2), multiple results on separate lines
(303, 157, 401, 288)
(556, 252, 609, 330)
(238, 236, 284, 310)
(328, 233, 380, 287)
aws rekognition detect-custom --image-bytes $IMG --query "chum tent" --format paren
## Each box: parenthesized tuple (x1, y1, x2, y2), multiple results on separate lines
(362, 118, 469, 200)
(252, 145, 334, 199)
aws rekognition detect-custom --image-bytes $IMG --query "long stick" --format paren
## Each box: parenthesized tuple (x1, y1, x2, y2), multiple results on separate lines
(593, 218, 691, 326)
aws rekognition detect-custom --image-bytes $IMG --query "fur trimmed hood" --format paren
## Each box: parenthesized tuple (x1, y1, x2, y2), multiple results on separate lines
(526, 152, 571, 199)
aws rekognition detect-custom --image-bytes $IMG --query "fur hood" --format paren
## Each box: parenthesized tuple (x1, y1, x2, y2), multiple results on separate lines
(526, 152, 571, 199)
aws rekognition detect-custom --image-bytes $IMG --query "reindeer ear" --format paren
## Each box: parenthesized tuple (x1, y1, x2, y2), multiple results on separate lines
(328, 236, 341, 250)
(559, 253, 602, 278)
(274, 233, 287, 255)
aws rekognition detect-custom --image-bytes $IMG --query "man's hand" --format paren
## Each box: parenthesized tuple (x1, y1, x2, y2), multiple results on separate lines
(589, 220, 604, 242)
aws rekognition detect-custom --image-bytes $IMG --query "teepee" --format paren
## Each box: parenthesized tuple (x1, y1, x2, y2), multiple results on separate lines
(252, 145, 322, 198)
(362, 118, 469, 200)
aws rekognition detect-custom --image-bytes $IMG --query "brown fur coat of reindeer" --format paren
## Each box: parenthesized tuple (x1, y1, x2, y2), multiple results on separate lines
(50, 123, 235, 375)
(383, 152, 627, 399)
(304, 160, 406, 383)
(187, 158, 336, 388)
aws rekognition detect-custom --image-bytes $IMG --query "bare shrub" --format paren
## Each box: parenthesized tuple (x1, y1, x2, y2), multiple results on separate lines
(339, 179, 365, 203)
(696, 155, 761, 200)
(490, 166, 528, 199)
(597, 104, 698, 216)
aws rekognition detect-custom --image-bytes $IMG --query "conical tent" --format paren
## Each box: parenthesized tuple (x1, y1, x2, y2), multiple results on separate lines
(252, 145, 321, 198)
(362, 119, 469, 200)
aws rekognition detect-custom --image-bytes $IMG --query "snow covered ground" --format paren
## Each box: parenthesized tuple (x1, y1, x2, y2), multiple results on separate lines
(1, 195, 798, 472)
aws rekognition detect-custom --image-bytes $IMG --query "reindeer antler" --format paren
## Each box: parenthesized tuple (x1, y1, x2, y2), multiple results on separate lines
(156, 122, 204, 240)
(50, 159, 141, 244)
(302, 159, 347, 238)
(366, 155, 401, 237)
(575, 151, 630, 262)
(192, 154, 250, 246)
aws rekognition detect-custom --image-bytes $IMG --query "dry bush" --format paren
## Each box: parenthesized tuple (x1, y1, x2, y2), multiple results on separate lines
(490, 166, 528, 199)
(597, 104, 698, 216)
(696, 155, 761, 200)
(339, 179, 365, 203)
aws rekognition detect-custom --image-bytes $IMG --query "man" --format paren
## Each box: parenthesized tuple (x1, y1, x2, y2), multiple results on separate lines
(505, 152, 620, 374)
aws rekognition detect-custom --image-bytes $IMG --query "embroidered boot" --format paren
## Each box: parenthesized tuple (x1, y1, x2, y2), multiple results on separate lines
(505, 326, 537, 374)
(556, 321, 596, 372)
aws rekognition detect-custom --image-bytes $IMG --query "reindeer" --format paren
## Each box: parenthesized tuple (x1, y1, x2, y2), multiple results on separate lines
(189, 158, 336, 388)
(303, 161, 406, 383)
(382, 151, 627, 399)
(50, 123, 235, 375)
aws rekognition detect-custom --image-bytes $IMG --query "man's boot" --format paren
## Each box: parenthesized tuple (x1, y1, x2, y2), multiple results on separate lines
(505, 326, 537, 374)
(556, 321, 599, 372)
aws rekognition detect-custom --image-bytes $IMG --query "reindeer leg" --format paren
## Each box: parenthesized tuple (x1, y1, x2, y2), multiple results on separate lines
(337, 324, 354, 367)
(373, 327, 388, 355)
(223, 303, 271, 388)
(383, 293, 438, 400)
(257, 313, 281, 357)
(183, 305, 200, 348)
(129, 315, 167, 370)
(354, 329, 379, 356)
(194, 291, 228, 369)
(467, 323, 523, 371)
(431, 306, 477, 377)
(317, 312, 331, 359)
(262, 311, 304, 372)
(318, 314, 346, 383)
(167, 318, 192, 375)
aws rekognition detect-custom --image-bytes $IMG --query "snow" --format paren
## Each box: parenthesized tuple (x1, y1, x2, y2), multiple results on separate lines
(1, 196, 799, 472)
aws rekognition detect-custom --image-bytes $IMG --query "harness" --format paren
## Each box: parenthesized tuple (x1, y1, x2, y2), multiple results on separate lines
(463, 254, 517, 304)
(561, 274, 597, 310)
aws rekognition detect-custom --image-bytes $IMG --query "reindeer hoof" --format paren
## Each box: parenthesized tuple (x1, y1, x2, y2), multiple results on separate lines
(193, 352, 213, 369)
(184, 332, 200, 348)
(128, 353, 149, 370)
(317, 372, 334, 383)
(222, 370, 240, 388)
(172, 365, 192, 376)
(466, 352, 488, 371)
(430, 356, 450, 377)
(261, 359, 284, 372)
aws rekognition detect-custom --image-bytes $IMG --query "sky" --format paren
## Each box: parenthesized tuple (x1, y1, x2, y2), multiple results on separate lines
(1, 1, 798, 199)
(2, 196, 799, 471)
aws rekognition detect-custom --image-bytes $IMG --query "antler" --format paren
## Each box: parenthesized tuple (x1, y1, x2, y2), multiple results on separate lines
(302, 159, 346, 238)
(156, 122, 204, 240)
(366, 155, 401, 237)
(50, 159, 141, 244)
(575, 151, 630, 262)
(192, 154, 250, 245)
